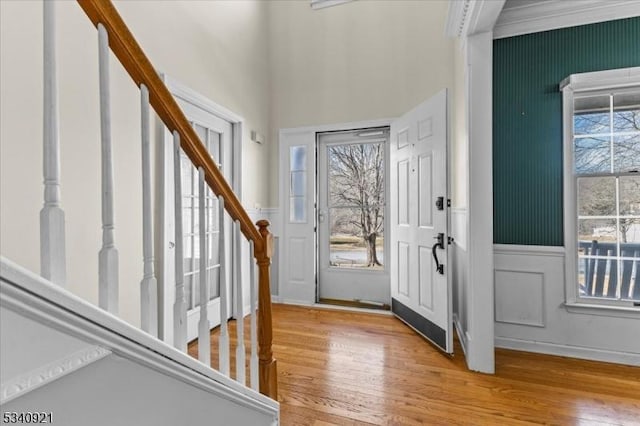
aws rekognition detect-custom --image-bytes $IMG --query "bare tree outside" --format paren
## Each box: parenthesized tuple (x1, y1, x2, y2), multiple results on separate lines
(328, 142, 385, 268)
(574, 96, 640, 244)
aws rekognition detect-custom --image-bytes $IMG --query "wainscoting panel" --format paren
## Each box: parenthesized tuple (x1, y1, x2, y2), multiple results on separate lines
(494, 244, 640, 366)
(494, 269, 544, 327)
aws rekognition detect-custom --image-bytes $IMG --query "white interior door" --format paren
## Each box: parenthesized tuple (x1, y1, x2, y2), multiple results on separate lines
(390, 89, 452, 353)
(160, 95, 234, 344)
(317, 129, 390, 306)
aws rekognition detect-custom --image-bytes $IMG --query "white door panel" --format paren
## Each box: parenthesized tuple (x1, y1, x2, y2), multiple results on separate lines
(390, 89, 452, 353)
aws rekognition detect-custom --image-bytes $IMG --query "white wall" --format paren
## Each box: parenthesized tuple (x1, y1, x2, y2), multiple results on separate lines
(267, 0, 454, 205)
(0, 1, 270, 327)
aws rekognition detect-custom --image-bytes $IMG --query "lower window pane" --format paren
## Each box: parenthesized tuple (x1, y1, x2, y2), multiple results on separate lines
(578, 219, 618, 255)
(578, 256, 619, 299)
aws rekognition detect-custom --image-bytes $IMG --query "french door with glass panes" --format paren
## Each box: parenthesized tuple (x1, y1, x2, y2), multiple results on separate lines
(160, 93, 233, 344)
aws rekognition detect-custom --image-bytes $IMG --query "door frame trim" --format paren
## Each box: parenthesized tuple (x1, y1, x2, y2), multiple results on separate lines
(156, 74, 245, 343)
(279, 118, 394, 305)
(450, 0, 500, 373)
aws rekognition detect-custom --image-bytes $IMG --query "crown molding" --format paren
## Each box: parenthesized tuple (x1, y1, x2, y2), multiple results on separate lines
(446, 0, 506, 38)
(494, 0, 640, 39)
(445, 0, 473, 37)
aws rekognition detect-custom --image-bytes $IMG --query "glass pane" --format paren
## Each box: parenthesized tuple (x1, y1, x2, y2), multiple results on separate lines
(577, 255, 618, 299)
(210, 196, 220, 230)
(329, 207, 384, 270)
(209, 267, 220, 300)
(577, 176, 616, 216)
(613, 135, 640, 173)
(209, 232, 220, 267)
(574, 137, 610, 174)
(194, 123, 207, 144)
(290, 146, 306, 171)
(208, 130, 221, 164)
(290, 171, 306, 197)
(181, 155, 193, 195)
(328, 143, 385, 208)
(290, 197, 306, 223)
(184, 274, 193, 310)
(574, 94, 610, 135)
(193, 272, 201, 308)
(578, 219, 619, 256)
(183, 236, 194, 271)
(620, 176, 640, 217)
(613, 91, 640, 133)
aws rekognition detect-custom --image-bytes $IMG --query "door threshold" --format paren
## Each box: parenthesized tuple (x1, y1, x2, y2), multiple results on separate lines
(318, 298, 391, 311)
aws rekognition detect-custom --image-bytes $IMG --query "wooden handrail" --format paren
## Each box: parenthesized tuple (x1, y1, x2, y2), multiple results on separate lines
(76, 0, 277, 399)
(76, 0, 263, 254)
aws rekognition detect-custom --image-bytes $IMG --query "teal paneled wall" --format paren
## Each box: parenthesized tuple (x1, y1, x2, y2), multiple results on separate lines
(493, 17, 640, 246)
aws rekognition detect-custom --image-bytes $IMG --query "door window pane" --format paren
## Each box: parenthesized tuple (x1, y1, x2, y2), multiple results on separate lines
(329, 207, 384, 269)
(289, 146, 307, 223)
(326, 141, 385, 270)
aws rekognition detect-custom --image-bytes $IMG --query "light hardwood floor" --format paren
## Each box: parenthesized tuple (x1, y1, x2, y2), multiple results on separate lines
(189, 304, 640, 425)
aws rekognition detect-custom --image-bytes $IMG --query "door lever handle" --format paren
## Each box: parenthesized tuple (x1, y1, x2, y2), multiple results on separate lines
(431, 233, 444, 275)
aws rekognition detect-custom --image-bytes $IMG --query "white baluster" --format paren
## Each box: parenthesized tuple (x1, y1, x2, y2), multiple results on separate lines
(98, 23, 119, 314)
(173, 132, 187, 351)
(140, 84, 157, 337)
(41, 0, 66, 287)
(198, 168, 211, 365)
(235, 220, 246, 385)
(249, 240, 259, 391)
(218, 196, 230, 376)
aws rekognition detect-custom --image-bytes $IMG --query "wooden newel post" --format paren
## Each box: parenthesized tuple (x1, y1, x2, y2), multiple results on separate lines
(255, 219, 277, 400)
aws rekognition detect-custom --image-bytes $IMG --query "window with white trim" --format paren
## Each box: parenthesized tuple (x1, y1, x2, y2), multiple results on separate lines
(562, 67, 640, 308)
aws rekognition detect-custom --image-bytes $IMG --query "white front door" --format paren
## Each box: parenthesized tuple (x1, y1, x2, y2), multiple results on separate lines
(317, 129, 390, 306)
(390, 89, 452, 353)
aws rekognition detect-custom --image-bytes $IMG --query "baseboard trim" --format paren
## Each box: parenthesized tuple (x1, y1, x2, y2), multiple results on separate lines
(495, 337, 640, 366)
(1, 345, 110, 404)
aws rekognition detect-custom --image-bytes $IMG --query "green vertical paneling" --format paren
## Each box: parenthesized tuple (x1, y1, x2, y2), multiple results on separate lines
(493, 17, 640, 246)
